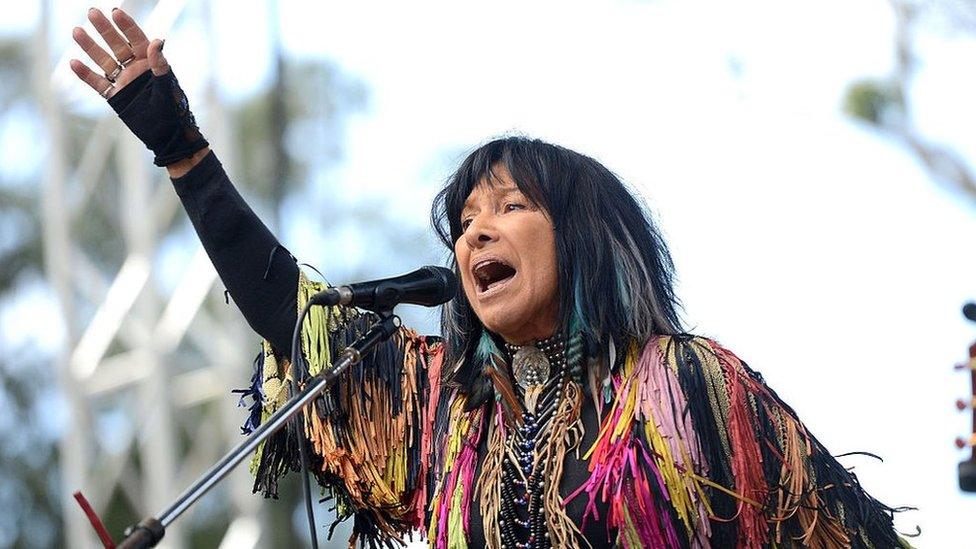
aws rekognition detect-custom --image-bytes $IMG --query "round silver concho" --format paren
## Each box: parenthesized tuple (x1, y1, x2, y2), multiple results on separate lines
(511, 345, 551, 390)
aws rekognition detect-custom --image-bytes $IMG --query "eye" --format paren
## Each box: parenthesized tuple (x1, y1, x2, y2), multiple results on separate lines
(460, 218, 473, 231)
(504, 202, 526, 212)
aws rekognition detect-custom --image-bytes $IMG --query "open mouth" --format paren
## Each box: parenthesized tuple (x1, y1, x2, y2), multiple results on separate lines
(472, 258, 517, 295)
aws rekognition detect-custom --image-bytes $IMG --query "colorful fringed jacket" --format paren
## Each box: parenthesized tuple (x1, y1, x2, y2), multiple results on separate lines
(238, 275, 910, 548)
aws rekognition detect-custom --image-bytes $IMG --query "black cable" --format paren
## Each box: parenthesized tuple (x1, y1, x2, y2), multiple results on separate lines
(297, 423, 319, 549)
(291, 300, 319, 549)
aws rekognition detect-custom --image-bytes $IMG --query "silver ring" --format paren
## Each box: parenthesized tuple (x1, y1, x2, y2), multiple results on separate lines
(105, 64, 123, 82)
(119, 54, 136, 67)
(100, 82, 115, 99)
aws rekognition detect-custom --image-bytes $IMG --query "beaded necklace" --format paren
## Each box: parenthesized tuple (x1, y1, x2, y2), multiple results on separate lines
(498, 335, 569, 549)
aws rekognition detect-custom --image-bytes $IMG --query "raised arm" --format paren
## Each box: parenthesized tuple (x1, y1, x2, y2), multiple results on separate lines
(70, 8, 299, 351)
(71, 14, 457, 547)
(170, 154, 300, 350)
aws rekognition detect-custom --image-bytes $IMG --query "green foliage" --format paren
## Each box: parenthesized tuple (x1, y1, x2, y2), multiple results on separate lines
(233, 59, 368, 211)
(0, 188, 41, 289)
(843, 78, 904, 127)
(0, 32, 63, 547)
(0, 38, 29, 112)
(842, 1, 976, 206)
(0, 346, 63, 548)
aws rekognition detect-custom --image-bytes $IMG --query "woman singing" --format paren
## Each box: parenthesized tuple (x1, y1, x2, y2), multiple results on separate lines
(71, 8, 910, 548)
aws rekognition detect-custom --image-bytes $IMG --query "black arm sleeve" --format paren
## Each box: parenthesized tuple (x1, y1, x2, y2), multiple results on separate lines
(171, 151, 299, 353)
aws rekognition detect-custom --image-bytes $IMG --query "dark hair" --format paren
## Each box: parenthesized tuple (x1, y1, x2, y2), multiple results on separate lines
(431, 136, 681, 398)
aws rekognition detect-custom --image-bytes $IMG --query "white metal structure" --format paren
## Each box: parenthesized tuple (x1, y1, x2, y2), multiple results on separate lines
(41, 1, 262, 547)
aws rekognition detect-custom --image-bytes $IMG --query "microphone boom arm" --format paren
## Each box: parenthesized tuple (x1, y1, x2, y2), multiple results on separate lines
(113, 311, 401, 548)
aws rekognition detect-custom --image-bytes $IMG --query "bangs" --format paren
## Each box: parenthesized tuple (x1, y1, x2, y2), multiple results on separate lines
(433, 138, 554, 248)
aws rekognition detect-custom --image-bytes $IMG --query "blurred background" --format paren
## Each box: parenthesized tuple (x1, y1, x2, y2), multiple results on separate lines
(1, 0, 974, 547)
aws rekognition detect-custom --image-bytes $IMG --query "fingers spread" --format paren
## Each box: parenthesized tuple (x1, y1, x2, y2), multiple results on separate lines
(72, 26, 120, 77)
(147, 39, 170, 76)
(70, 59, 115, 98)
(88, 8, 134, 63)
(112, 8, 150, 59)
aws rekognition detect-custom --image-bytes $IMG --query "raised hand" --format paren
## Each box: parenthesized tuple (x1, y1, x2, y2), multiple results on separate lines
(70, 7, 166, 99)
(69, 7, 209, 174)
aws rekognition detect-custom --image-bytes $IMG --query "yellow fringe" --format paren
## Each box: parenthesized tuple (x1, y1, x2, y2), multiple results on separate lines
(427, 396, 474, 545)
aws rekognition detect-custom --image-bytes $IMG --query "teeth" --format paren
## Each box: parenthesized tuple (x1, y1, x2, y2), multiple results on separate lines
(473, 260, 500, 279)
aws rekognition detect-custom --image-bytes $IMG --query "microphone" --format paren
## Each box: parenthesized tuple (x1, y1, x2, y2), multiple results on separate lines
(307, 266, 458, 311)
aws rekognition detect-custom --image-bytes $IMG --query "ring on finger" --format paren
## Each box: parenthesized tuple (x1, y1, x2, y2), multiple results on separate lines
(105, 63, 124, 82)
(119, 53, 136, 67)
(100, 81, 116, 99)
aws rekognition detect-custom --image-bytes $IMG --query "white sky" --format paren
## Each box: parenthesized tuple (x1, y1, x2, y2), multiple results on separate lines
(8, 0, 976, 545)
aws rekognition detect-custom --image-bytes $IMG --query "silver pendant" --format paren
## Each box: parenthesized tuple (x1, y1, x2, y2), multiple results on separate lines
(512, 345, 551, 389)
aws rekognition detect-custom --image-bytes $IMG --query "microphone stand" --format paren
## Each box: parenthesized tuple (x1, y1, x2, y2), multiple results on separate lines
(114, 311, 400, 548)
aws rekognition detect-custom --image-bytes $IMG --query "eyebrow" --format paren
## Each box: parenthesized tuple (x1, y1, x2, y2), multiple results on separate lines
(461, 186, 522, 214)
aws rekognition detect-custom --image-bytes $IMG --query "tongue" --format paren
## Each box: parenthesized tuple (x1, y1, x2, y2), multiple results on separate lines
(486, 272, 514, 290)
(479, 262, 516, 292)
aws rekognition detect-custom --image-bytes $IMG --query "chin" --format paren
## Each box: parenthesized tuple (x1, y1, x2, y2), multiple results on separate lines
(474, 306, 518, 337)
(476, 304, 555, 345)
(471, 302, 526, 338)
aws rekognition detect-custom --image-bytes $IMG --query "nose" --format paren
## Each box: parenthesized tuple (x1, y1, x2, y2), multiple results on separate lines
(462, 214, 499, 249)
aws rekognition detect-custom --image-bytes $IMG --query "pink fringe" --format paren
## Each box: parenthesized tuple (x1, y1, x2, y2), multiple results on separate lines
(412, 341, 443, 531)
(640, 340, 713, 546)
(434, 410, 483, 549)
(567, 339, 707, 548)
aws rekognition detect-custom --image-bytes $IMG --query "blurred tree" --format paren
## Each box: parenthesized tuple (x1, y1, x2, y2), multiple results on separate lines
(843, 0, 976, 206)
(0, 33, 65, 549)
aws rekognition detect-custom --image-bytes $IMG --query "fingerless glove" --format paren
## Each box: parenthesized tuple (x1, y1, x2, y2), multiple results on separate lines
(108, 70, 209, 167)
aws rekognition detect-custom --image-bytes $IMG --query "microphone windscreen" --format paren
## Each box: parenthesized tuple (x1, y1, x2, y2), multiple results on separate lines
(427, 266, 459, 303)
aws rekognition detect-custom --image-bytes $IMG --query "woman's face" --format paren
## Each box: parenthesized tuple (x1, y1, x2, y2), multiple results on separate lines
(454, 167, 560, 345)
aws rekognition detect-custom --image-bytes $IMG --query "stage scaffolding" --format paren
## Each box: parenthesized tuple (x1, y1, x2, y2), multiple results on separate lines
(40, 1, 262, 547)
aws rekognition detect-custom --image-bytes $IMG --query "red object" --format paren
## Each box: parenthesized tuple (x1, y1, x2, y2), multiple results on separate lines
(72, 491, 116, 549)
